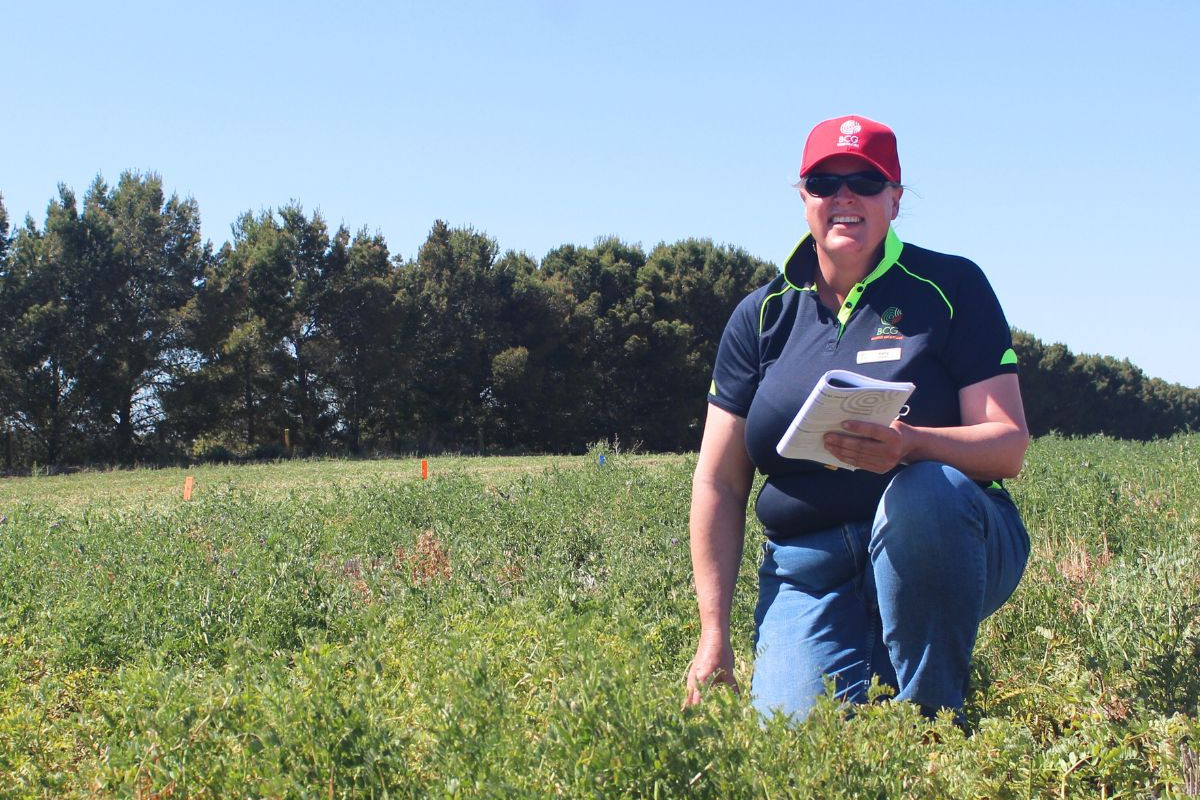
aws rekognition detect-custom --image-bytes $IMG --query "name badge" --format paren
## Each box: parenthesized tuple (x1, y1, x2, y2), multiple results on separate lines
(857, 347, 902, 364)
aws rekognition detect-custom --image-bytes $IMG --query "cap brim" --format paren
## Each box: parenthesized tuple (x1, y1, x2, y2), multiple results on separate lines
(802, 153, 897, 182)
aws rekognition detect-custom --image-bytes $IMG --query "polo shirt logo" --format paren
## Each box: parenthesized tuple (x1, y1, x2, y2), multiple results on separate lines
(873, 306, 905, 340)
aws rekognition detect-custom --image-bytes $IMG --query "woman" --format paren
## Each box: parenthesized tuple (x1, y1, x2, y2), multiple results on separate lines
(684, 115, 1030, 720)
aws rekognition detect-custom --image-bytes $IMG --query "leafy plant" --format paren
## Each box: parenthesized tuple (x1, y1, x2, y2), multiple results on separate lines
(1, 440, 1198, 797)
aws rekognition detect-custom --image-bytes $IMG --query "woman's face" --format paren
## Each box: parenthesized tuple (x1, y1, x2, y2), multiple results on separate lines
(801, 155, 902, 265)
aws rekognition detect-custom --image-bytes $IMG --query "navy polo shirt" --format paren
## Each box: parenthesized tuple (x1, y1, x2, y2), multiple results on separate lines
(708, 228, 1018, 538)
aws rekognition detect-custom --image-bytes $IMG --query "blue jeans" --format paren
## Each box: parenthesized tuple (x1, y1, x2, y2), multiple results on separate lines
(750, 461, 1030, 720)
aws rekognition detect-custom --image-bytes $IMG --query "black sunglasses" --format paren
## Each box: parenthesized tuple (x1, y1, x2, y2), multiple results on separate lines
(802, 171, 892, 197)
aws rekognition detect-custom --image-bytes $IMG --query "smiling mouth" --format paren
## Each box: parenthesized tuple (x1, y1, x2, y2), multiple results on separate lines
(831, 216, 864, 224)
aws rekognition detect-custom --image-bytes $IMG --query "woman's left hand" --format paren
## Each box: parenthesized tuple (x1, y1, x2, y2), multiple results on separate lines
(823, 420, 909, 473)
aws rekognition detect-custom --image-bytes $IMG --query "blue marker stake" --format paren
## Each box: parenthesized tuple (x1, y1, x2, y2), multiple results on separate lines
(598, 454, 606, 466)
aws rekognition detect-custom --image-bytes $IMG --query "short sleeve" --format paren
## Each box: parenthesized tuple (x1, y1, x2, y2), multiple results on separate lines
(942, 261, 1018, 389)
(708, 292, 762, 417)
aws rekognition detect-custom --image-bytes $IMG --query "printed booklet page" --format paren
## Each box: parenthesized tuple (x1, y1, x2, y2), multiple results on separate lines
(776, 369, 916, 470)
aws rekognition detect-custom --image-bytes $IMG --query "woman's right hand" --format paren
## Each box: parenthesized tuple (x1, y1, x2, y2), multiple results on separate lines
(684, 631, 739, 706)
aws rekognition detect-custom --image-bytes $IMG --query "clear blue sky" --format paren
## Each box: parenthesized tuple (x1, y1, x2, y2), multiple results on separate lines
(4, 0, 1199, 386)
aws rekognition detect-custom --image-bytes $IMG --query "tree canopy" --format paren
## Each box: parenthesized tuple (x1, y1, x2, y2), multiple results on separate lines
(1, 177, 1196, 471)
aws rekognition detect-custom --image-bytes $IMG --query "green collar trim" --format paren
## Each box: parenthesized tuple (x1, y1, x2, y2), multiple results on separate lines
(758, 285, 793, 334)
(782, 228, 902, 289)
(780, 237, 814, 292)
(780, 228, 904, 339)
(762, 238, 818, 334)
(834, 228, 904, 326)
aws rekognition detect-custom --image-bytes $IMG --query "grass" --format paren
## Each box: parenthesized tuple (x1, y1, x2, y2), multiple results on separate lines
(0, 437, 1198, 797)
(0, 454, 625, 509)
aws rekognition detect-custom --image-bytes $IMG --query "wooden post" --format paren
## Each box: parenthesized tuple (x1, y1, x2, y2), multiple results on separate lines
(183, 476, 195, 501)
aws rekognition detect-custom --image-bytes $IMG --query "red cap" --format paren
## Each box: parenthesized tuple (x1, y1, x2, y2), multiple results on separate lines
(800, 115, 900, 183)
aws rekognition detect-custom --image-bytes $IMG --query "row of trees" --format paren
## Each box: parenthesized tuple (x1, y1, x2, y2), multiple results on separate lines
(1012, 331, 1200, 441)
(0, 172, 779, 469)
(1, 172, 1197, 472)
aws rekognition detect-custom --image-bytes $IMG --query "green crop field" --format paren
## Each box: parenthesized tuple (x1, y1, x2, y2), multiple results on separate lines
(1, 437, 1199, 798)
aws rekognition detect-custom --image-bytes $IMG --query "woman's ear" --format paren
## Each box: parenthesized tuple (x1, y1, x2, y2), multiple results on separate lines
(890, 187, 904, 220)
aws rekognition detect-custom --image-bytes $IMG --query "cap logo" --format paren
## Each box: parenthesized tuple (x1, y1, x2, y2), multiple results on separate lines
(837, 119, 862, 149)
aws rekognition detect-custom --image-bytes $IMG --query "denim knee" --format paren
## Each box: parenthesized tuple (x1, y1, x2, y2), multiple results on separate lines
(875, 461, 981, 530)
(869, 462, 986, 582)
(867, 461, 1029, 711)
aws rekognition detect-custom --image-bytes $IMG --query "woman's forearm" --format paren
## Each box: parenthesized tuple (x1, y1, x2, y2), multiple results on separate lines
(689, 476, 749, 635)
(900, 420, 1030, 481)
(825, 374, 1029, 481)
(905, 372, 1031, 481)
